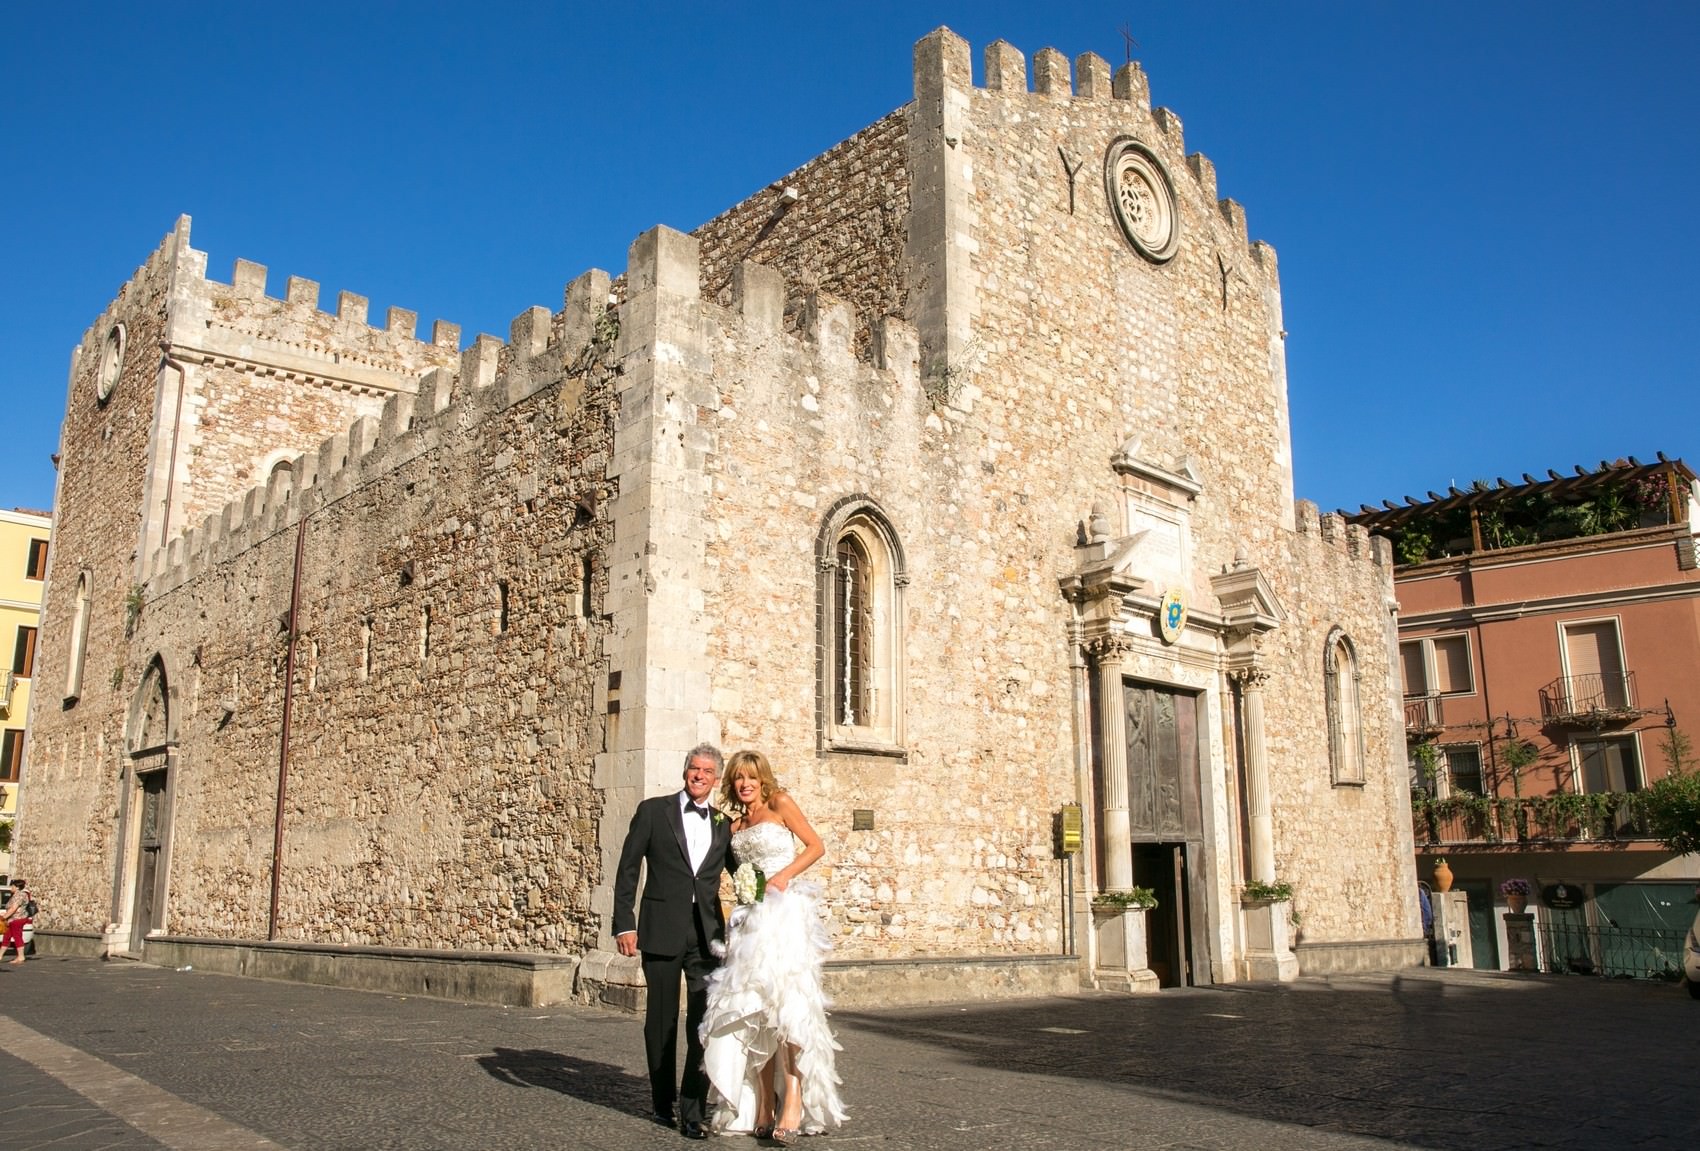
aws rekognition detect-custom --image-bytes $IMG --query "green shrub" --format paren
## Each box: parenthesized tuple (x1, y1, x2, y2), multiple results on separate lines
(1640, 769, 1700, 856)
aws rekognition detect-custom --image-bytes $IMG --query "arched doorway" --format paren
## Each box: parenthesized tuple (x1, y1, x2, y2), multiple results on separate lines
(114, 658, 177, 955)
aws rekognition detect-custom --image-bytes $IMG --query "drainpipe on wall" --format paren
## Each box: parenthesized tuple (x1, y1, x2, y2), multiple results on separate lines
(267, 514, 308, 940)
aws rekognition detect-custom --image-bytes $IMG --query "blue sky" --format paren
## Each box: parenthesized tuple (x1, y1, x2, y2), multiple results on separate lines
(3, 3, 1696, 517)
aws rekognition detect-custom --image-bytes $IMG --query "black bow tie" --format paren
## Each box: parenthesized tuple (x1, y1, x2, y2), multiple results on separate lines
(687, 803, 711, 819)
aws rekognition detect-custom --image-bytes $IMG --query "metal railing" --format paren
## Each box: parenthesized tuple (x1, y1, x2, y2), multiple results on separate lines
(1404, 693, 1444, 734)
(1411, 792, 1653, 846)
(1538, 671, 1637, 722)
(1535, 919, 1688, 981)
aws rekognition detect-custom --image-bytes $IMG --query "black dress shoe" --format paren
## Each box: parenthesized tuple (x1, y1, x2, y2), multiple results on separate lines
(681, 1119, 709, 1139)
(651, 1109, 676, 1128)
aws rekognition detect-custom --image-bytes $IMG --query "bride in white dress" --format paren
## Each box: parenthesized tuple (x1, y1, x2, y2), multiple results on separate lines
(700, 750, 847, 1142)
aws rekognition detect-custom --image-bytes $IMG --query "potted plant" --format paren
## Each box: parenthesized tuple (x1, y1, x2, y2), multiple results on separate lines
(1242, 879, 1294, 903)
(1090, 887, 1162, 989)
(1239, 878, 1299, 979)
(1091, 887, 1158, 912)
(1499, 877, 1532, 914)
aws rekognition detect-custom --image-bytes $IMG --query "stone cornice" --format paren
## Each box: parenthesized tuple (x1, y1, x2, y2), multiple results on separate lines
(168, 323, 425, 397)
(0, 508, 52, 529)
(1110, 447, 1202, 498)
(1210, 562, 1286, 635)
(1399, 578, 1700, 629)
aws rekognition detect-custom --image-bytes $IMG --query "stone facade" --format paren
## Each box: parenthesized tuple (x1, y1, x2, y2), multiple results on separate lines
(22, 27, 1420, 999)
(695, 110, 911, 358)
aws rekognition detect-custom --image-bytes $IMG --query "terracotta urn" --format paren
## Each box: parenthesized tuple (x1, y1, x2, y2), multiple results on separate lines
(1432, 859, 1454, 892)
(1506, 892, 1528, 914)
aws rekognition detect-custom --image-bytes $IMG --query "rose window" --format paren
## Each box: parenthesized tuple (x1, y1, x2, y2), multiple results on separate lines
(1104, 138, 1179, 263)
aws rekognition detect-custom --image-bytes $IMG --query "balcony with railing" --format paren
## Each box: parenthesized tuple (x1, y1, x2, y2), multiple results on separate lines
(1403, 693, 1445, 737)
(1538, 671, 1640, 726)
(1411, 790, 1653, 847)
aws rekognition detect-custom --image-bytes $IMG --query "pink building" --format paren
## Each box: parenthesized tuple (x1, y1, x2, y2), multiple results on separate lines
(1347, 456, 1700, 975)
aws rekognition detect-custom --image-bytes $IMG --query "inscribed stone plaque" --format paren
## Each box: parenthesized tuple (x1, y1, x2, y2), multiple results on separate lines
(1126, 502, 1189, 588)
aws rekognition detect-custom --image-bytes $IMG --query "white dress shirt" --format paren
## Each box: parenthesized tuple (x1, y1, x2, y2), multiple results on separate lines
(680, 790, 712, 878)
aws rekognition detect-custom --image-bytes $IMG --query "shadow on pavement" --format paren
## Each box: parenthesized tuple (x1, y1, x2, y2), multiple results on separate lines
(477, 1046, 652, 1119)
(834, 971, 1700, 1151)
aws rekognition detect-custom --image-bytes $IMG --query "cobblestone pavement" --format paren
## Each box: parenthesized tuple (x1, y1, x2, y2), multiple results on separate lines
(1, 959, 1696, 1150)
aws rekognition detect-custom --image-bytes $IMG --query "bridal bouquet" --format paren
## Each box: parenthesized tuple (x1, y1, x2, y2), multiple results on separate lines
(732, 862, 767, 905)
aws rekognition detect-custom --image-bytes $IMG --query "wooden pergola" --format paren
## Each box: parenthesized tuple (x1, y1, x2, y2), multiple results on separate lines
(1341, 454, 1695, 557)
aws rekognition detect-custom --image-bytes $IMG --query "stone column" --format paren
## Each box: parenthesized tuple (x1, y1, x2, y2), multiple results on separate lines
(1233, 666, 1276, 885)
(1089, 635, 1136, 891)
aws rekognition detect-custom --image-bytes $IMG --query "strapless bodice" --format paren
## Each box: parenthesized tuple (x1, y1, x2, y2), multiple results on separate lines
(732, 821, 796, 876)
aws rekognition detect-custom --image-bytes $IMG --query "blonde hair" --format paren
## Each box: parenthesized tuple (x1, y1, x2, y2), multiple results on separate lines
(720, 749, 783, 812)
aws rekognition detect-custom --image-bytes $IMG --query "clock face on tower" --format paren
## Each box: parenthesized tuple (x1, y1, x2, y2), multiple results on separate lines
(1104, 137, 1179, 264)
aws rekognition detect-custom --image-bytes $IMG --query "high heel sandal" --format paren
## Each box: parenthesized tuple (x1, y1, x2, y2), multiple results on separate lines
(752, 1124, 774, 1140)
(771, 1128, 800, 1146)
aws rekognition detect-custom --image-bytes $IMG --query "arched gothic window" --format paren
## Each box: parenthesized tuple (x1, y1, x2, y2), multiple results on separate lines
(818, 497, 906, 753)
(1324, 628, 1366, 786)
(834, 533, 873, 725)
(129, 657, 172, 755)
(64, 570, 91, 704)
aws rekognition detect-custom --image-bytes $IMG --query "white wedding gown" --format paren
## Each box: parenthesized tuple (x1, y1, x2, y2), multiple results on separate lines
(700, 821, 848, 1134)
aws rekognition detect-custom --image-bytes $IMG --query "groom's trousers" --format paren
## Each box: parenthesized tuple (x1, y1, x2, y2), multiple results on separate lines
(642, 915, 718, 1124)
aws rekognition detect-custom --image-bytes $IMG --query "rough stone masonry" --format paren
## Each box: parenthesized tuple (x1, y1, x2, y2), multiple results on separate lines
(20, 27, 1421, 1005)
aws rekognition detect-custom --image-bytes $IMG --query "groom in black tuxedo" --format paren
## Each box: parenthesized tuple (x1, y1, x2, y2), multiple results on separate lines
(613, 743, 733, 1139)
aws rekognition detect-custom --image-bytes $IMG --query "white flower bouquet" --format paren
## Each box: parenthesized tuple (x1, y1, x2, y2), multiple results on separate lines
(732, 862, 767, 905)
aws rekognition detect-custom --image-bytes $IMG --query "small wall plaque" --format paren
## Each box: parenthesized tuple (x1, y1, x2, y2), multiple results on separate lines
(852, 809, 875, 831)
(1055, 804, 1083, 856)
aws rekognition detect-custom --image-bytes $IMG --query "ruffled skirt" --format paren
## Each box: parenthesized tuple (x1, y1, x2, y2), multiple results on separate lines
(699, 881, 847, 1133)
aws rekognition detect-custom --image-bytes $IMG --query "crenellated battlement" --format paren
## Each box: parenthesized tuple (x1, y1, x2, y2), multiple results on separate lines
(72, 215, 471, 405)
(141, 225, 927, 599)
(187, 216, 462, 354)
(716, 249, 919, 382)
(946, 31, 1159, 124)
(72, 219, 185, 357)
(1292, 499, 1391, 570)
(980, 40, 1141, 108)
(922, 28, 1271, 260)
(641, 222, 920, 384)
(132, 26, 1284, 621)
(146, 242, 645, 594)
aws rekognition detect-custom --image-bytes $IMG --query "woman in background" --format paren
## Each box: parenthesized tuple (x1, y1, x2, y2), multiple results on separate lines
(1, 878, 34, 964)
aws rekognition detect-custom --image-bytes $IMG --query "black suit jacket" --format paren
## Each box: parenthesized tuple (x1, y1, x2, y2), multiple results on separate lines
(612, 793, 733, 957)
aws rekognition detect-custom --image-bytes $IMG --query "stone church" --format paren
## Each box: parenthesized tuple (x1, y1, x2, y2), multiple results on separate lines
(21, 28, 1421, 1004)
